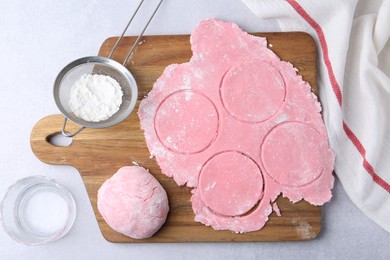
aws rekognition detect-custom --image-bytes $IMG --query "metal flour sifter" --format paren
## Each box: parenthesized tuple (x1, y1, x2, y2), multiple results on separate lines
(53, 0, 163, 137)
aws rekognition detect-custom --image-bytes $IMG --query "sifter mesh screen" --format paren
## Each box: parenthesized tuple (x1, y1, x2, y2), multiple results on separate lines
(53, 56, 138, 129)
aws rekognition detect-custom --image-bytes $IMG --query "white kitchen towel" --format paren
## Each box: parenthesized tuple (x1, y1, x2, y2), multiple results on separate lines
(241, 0, 390, 233)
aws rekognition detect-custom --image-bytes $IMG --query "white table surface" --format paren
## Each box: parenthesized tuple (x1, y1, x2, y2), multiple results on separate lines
(0, 0, 389, 259)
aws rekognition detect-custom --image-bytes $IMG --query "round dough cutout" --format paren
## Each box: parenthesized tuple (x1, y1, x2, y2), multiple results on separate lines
(198, 151, 264, 216)
(261, 122, 325, 187)
(220, 60, 285, 123)
(155, 90, 219, 154)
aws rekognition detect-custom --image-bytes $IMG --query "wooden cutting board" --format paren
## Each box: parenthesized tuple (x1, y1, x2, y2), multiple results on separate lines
(30, 32, 320, 242)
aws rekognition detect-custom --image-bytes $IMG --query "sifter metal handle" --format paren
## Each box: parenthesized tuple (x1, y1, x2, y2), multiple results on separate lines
(108, 0, 164, 66)
(62, 118, 85, 137)
(61, 0, 163, 138)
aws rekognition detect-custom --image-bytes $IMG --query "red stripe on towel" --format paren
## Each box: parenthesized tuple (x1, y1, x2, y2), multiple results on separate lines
(286, 0, 390, 193)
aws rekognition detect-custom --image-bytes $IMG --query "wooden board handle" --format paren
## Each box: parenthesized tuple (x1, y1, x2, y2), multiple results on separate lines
(30, 112, 147, 175)
(30, 114, 83, 167)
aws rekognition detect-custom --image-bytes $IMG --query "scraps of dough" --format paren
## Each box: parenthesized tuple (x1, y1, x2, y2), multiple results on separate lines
(138, 18, 334, 233)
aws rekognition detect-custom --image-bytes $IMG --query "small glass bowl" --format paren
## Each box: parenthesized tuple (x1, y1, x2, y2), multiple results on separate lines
(0, 176, 76, 245)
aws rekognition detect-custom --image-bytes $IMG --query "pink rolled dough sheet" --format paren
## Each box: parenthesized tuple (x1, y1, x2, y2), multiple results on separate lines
(138, 18, 334, 233)
(97, 166, 169, 239)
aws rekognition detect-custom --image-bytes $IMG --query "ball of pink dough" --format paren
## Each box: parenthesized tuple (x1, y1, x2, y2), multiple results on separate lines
(97, 166, 169, 239)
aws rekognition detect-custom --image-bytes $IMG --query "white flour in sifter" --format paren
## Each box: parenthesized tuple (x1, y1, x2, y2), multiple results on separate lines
(69, 74, 123, 122)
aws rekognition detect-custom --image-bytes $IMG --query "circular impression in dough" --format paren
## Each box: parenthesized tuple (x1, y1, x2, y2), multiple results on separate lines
(198, 151, 264, 217)
(220, 60, 285, 123)
(155, 90, 219, 154)
(260, 122, 325, 187)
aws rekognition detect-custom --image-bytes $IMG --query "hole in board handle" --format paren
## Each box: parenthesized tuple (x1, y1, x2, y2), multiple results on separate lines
(47, 132, 72, 147)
